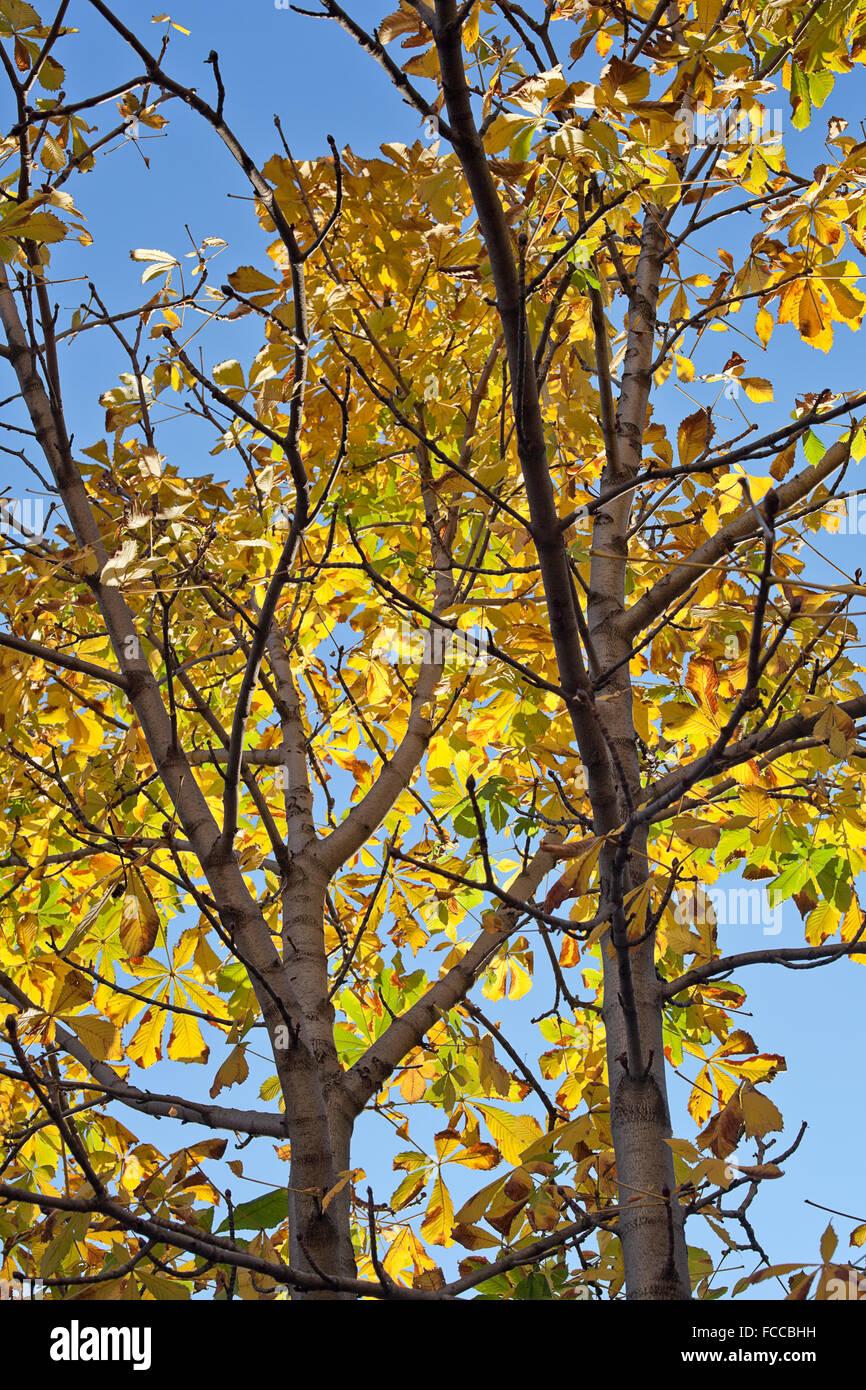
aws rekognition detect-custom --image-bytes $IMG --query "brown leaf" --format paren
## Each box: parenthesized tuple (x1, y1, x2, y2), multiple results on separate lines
(793, 887, 819, 919)
(487, 1198, 528, 1236)
(786, 1271, 816, 1300)
(451, 1223, 499, 1250)
(504, 1168, 533, 1202)
(736, 1162, 782, 1180)
(698, 1093, 744, 1158)
(770, 444, 796, 480)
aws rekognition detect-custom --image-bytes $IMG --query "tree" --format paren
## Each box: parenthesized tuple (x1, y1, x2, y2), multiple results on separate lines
(1, 0, 865, 1303)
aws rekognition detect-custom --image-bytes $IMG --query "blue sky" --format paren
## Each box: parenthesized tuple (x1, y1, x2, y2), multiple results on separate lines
(2, 0, 865, 1295)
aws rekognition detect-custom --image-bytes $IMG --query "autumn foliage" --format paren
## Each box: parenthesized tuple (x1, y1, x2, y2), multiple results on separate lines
(1, 0, 866, 1302)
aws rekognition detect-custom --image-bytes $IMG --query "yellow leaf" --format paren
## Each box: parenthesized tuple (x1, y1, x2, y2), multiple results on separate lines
(840, 896, 864, 943)
(740, 1085, 783, 1139)
(755, 307, 774, 346)
(559, 934, 581, 969)
(420, 1172, 454, 1247)
(40, 134, 65, 172)
(321, 1172, 352, 1213)
(601, 56, 650, 104)
(119, 872, 160, 959)
(404, 45, 440, 80)
(475, 1104, 543, 1166)
(595, 27, 613, 56)
(805, 897, 838, 946)
(662, 700, 719, 745)
(383, 1225, 436, 1283)
(68, 1013, 120, 1061)
(453, 1173, 507, 1226)
(507, 957, 533, 1000)
(259, 1074, 281, 1102)
(390, 1171, 425, 1212)
(778, 278, 804, 325)
(695, 0, 722, 30)
(770, 444, 796, 480)
(674, 819, 721, 849)
(67, 708, 104, 754)
(820, 262, 866, 324)
(798, 284, 833, 351)
(677, 408, 711, 466)
(463, 1, 480, 48)
(686, 657, 719, 714)
(377, 10, 421, 44)
(624, 879, 651, 938)
(452, 1142, 500, 1171)
(740, 377, 774, 403)
(398, 1065, 426, 1102)
(366, 660, 391, 702)
(482, 957, 508, 1001)
(167, 1009, 209, 1063)
(434, 1128, 461, 1161)
(556, 1071, 586, 1112)
(46, 964, 92, 1016)
(127, 1008, 164, 1068)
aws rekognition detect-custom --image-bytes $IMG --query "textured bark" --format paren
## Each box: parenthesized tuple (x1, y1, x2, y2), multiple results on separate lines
(587, 212, 691, 1298)
(428, 0, 690, 1299)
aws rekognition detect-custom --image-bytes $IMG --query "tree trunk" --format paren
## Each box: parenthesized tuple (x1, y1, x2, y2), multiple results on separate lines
(589, 211, 692, 1299)
(431, 0, 691, 1298)
(286, 1105, 356, 1299)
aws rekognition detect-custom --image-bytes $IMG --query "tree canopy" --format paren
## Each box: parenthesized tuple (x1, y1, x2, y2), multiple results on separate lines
(1, 0, 866, 1303)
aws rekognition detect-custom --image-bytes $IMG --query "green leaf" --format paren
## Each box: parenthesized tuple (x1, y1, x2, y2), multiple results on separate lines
(802, 429, 825, 466)
(790, 64, 811, 130)
(509, 121, 537, 162)
(808, 69, 834, 110)
(216, 1187, 288, 1233)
